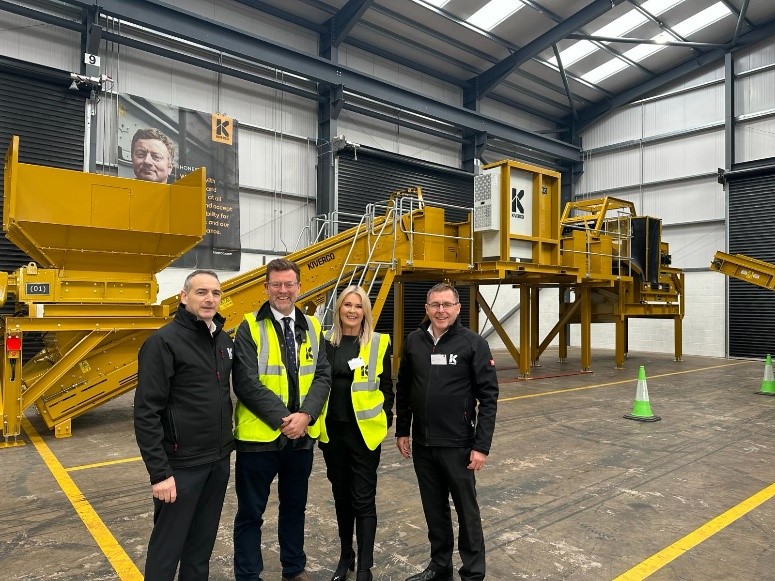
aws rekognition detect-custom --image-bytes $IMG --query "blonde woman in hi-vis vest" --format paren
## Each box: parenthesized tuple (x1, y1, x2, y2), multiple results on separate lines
(320, 285, 394, 581)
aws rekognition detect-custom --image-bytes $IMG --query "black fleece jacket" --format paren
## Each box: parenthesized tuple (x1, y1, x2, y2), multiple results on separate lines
(134, 304, 234, 484)
(395, 318, 498, 454)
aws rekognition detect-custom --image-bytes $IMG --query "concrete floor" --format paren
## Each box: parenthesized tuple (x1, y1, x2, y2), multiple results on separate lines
(2, 348, 774, 580)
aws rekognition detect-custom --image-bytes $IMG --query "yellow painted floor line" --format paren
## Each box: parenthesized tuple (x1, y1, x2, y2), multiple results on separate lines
(499, 361, 749, 402)
(66, 456, 142, 472)
(22, 416, 143, 580)
(614, 481, 775, 580)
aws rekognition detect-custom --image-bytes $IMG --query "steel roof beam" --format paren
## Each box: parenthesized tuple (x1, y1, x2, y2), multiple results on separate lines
(575, 17, 775, 131)
(567, 33, 725, 49)
(322, 0, 374, 51)
(467, 0, 624, 101)
(55, 0, 579, 161)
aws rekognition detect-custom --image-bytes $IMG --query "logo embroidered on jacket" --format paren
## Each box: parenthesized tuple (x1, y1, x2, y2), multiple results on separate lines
(227, 347, 233, 359)
(448, 354, 458, 365)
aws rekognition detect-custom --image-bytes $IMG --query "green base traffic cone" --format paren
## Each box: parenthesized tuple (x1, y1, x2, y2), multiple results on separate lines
(756, 354, 775, 396)
(624, 365, 661, 422)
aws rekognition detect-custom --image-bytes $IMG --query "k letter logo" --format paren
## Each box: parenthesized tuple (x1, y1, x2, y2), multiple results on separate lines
(212, 113, 233, 145)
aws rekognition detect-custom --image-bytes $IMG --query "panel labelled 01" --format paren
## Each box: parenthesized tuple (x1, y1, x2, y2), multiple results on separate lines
(475, 159, 561, 266)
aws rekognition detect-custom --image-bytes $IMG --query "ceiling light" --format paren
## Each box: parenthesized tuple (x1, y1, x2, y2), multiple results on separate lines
(422, 0, 451, 7)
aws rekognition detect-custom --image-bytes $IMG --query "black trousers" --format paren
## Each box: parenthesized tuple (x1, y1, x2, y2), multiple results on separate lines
(144, 455, 231, 581)
(412, 444, 485, 581)
(320, 419, 381, 571)
(233, 446, 314, 580)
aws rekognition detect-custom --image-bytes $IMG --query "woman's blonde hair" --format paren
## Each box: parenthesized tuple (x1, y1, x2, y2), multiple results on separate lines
(330, 285, 374, 347)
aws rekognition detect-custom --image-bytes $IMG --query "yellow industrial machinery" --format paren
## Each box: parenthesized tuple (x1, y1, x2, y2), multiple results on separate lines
(710, 251, 775, 290)
(1, 146, 684, 444)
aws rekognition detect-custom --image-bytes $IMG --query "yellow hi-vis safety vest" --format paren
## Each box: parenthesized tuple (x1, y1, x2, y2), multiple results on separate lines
(320, 332, 391, 451)
(234, 312, 323, 442)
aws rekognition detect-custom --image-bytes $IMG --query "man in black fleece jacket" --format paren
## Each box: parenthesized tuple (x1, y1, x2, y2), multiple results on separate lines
(134, 269, 234, 581)
(396, 283, 498, 581)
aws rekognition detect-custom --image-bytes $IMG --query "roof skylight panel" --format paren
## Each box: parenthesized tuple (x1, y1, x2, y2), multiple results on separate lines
(549, 0, 684, 68)
(467, 0, 525, 31)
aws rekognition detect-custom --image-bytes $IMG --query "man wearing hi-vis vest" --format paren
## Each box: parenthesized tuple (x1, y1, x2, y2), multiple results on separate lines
(232, 258, 331, 581)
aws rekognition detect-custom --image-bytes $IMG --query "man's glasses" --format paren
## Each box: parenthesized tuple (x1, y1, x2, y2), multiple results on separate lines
(267, 281, 299, 290)
(427, 302, 459, 310)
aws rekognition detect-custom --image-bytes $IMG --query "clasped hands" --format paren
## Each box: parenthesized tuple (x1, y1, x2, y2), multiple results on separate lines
(281, 411, 311, 439)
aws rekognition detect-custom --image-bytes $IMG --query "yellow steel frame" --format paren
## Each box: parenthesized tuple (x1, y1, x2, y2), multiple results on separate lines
(1, 142, 686, 443)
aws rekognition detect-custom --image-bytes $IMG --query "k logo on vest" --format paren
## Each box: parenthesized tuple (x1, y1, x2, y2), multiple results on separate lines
(448, 354, 458, 365)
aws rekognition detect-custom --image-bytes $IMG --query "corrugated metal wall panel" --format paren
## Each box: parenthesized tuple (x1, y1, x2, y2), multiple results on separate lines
(735, 40, 775, 74)
(0, 11, 80, 71)
(581, 107, 642, 150)
(338, 109, 462, 167)
(662, 222, 725, 270)
(0, 57, 85, 363)
(577, 148, 641, 192)
(735, 118, 775, 164)
(642, 84, 723, 137)
(727, 172, 775, 358)
(176, 0, 318, 54)
(735, 69, 775, 116)
(336, 147, 473, 338)
(479, 98, 557, 133)
(642, 131, 724, 182)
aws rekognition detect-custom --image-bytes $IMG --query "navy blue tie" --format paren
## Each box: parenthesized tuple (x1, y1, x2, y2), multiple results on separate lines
(282, 317, 297, 373)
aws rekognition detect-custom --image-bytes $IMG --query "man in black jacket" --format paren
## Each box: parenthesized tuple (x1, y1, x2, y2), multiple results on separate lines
(396, 283, 498, 581)
(134, 269, 234, 581)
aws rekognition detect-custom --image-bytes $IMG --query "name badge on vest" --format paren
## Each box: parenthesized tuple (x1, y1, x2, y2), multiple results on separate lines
(431, 353, 447, 365)
(348, 357, 365, 370)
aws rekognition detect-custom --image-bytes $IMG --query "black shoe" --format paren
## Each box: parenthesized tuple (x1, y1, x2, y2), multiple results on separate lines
(405, 565, 453, 581)
(356, 571, 373, 581)
(331, 548, 356, 581)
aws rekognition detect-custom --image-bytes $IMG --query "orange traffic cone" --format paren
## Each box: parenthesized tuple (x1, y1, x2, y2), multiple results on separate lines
(756, 354, 775, 396)
(624, 365, 661, 422)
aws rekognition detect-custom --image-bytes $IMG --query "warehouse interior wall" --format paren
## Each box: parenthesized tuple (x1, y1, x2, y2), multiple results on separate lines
(1, 5, 773, 359)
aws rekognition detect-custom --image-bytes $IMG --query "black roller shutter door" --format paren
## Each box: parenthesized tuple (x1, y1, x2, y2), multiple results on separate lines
(727, 170, 775, 358)
(336, 147, 473, 338)
(0, 56, 85, 361)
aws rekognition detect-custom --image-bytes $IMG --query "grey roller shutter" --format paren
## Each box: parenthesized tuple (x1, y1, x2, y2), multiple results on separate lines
(0, 56, 86, 361)
(336, 147, 473, 338)
(727, 164, 775, 358)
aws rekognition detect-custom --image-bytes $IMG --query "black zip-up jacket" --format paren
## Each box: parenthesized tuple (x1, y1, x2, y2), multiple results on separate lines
(134, 304, 234, 484)
(395, 318, 498, 454)
(232, 301, 331, 452)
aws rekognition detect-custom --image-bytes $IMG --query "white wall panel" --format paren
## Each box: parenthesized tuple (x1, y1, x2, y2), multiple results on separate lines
(480, 98, 556, 133)
(176, 0, 318, 54)
(580, 107, 642, 150)
(735, 69, 775, 116)
(0, 12, 79, 71)
(218, 77, 316, 136)
(640, 178, 724, 225)
(340, 44, 462, 107)
(735, 38, 775, 74)
(338, 110, 461, 167)
(662, 222, 725, 270)
(642, 84, 723, 137)
(576, 148, 641, 193)
(240, 192, 314, 254)
(642, 130, 723, 183)
(735, 117, 775, 163)
(239, 131, 315, 196)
